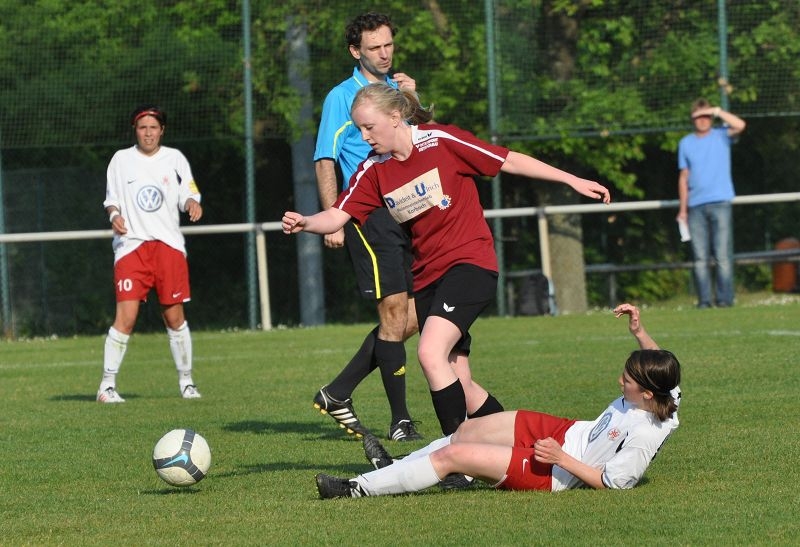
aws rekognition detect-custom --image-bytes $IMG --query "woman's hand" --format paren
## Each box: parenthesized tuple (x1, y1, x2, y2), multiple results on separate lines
(282, 211, 306, 234)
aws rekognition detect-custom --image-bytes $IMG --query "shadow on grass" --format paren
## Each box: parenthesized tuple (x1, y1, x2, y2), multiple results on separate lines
(222, 419, 367, 441)
(212, 461, 370, 479)
(50, 393, 141, 402)
(140, 486, 205, 495)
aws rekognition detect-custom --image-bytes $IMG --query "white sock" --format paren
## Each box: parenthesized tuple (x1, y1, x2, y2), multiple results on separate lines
(397, 435, 452, 462)
(100, 327, 129, 391)
(167, 321, 194, 390)
(354, 455, 442, 496)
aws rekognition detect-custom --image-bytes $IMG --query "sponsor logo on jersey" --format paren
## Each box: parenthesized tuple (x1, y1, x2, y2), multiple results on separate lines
(137, 185, 164, 212)
(383, 168, 448, 223)
(415, 135, 439, 152)
(588, 412, 612, 442)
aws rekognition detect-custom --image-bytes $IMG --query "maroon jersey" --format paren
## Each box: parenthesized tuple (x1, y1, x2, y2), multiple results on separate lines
(335, 123, 509, 291)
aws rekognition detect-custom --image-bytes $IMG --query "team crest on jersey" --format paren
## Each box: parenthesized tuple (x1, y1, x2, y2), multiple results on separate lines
(383, 168, 445, 223)
(607, 427, 622, 441)
(137, 185, 164, 212)
(588, 412, 612, 442)
(162, 175, 170, 186)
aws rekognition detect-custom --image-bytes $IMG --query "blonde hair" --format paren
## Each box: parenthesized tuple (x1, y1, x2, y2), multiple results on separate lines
(351, 83, 435, 125)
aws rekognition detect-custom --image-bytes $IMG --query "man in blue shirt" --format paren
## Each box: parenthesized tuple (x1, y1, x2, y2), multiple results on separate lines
(677, 98, 746, 308)
(312, 12, 421, 442)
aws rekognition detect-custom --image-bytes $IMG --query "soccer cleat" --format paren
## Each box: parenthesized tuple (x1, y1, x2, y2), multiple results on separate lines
(181, 384, 202, 399)
(439, 473, 476, 490)
(363, 433, 394, 470)
(388, 419, 423, 442)
(315, 473, 366, 499)
(312, 385, 369, 438)
(96, 387, 125, 403)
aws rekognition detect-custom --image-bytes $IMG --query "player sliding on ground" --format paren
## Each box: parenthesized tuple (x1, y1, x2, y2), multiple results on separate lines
(315, 304, 681, 497)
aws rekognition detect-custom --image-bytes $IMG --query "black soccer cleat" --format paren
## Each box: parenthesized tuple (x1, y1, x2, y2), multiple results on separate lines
(313, 385, 370, 438)
(315, 473, 366, 499)
(363, 433, 394, 470)
(439, 473, 476, 490)
(388, 419, 423, 442)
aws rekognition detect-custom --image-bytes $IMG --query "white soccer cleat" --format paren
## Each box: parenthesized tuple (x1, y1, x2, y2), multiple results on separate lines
(97, 387, 126, 403)
(181, 384, 202, 399)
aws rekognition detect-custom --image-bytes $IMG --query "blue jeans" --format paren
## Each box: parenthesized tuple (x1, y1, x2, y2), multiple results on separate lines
(688, 201, 734, 307)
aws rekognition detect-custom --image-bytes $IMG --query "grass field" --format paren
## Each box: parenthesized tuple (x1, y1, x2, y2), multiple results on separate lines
(1, 294, 799, 545)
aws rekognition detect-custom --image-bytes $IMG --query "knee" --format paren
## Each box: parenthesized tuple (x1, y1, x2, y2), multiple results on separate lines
(416, 343, 440, 373)
(378, 301, 408, 338)
(429, 444, 459, 471)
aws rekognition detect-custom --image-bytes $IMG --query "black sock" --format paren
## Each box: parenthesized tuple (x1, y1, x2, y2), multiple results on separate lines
(326, 326, 378, 400)
(431, 379, 467, 435)
(468, 393, 504, 419)
(375, 338, 410, 424)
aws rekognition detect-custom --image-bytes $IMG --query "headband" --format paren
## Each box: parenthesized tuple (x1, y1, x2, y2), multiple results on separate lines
(132, 110, 162, 126)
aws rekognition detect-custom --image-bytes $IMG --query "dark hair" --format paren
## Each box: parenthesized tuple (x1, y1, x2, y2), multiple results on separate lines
(691, 98, 711, 116)
(352, 83, 435, 125)
(624, 349, 681, 421)
(130, 104, 166, 127)
(345, 12, 396, 48)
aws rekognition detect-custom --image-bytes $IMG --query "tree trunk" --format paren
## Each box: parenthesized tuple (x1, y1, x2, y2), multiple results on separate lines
(540, 185, 588, 313)
(537, 3, 588, 313)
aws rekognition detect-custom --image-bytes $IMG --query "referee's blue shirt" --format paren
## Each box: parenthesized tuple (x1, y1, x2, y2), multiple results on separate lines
(314, 67, 397, 189)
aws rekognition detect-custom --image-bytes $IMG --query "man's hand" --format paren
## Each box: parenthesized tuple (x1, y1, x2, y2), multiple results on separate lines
(324, 228, 345, 248)
(390, 72, 416, 92)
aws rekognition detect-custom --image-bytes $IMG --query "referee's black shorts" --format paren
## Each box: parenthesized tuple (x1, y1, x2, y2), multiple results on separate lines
(414, 263, 498, 356)
(344, 207, 413, 300)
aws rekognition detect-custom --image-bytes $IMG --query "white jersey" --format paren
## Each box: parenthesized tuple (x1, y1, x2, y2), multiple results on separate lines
(552, 387, 681, 491)
(104, 145, 201, 262)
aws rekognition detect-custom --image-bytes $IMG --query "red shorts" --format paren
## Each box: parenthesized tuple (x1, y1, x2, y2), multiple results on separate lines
(114, 241, 191, 305)
(496, 410, 576, 491)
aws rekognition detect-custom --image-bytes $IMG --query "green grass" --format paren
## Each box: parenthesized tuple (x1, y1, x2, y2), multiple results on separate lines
(1, 294, 799, 545)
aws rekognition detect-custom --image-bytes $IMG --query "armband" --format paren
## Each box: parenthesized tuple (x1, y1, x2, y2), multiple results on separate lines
(109, 211, 121, 223)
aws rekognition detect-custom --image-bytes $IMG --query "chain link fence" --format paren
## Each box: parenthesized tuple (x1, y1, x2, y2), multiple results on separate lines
(2, 0, 799, 335)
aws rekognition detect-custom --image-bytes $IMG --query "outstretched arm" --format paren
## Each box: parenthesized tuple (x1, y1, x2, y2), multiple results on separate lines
(282, 208, 351, 235)
(613, 303, 659, 350)
(501, 151, 611, 204)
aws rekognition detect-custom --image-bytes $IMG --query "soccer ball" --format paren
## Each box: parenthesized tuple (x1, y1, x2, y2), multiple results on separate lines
(152, 429, 212, 487)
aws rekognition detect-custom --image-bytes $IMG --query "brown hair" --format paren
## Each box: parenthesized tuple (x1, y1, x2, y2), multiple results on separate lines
(351, 83, 435, 125)
(624, 349, 681, 421)
(691, 98, 711, 116)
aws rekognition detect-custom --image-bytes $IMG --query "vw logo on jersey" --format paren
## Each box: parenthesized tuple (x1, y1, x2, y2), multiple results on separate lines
(137, 185, 164, 212)
(588, 412, 612, 443)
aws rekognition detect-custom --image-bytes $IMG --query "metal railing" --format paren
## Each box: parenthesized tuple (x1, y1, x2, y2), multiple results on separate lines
(1, 192, 799, 332)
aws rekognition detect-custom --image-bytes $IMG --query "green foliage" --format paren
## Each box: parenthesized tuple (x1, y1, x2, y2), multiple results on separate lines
(2, 301, 799, 543)
(3, 1, 800, 333)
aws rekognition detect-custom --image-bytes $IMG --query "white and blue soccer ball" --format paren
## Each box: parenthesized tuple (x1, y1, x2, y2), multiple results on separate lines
(152, 429, 212, 487)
